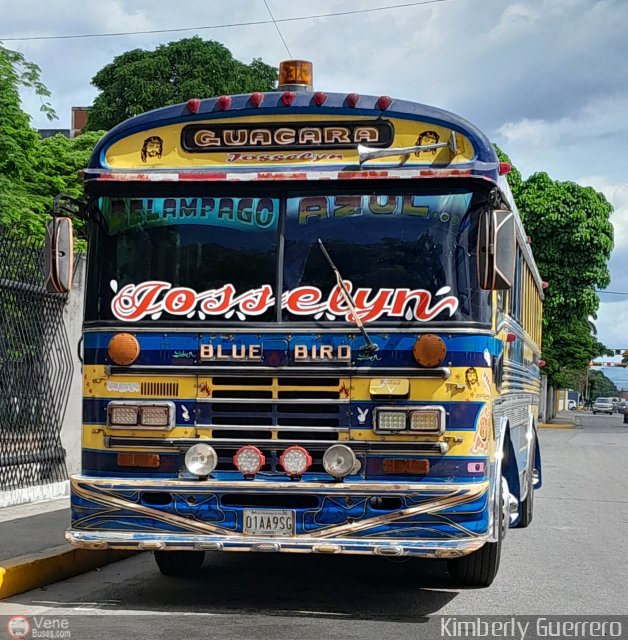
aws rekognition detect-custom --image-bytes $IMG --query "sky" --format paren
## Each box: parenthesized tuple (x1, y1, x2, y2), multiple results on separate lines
(2, 0, 627, 346)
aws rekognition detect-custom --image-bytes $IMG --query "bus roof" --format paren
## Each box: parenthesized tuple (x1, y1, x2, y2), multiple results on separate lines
(86, 91, 502, 184)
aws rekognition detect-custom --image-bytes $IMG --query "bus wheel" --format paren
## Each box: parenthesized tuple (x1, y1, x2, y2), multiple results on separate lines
(154, 550, 206, 576)
(447, 476, 508, 588)
(515, 441, 536, 528)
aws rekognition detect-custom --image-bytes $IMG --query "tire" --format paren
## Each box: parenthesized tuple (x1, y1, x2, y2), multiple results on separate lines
(447, 476, 506, 587)
(516, 439, 535, 528)
(154, 550, 206, 576)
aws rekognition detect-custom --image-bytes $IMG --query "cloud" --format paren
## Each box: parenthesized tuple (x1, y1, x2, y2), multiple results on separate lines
(596, 300, 628, 350)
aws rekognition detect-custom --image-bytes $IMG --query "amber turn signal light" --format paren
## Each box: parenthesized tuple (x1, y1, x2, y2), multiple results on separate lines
(108, 333, 140, 366)
(412, 334, 446, 367)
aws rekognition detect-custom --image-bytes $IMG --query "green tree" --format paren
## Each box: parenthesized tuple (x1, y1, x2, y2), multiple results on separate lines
(0, 45, 102, 245)
(588, 369, 619, 401)
(33, 131, 103, 245)
(0, 45, 56, 239)
(495, 146, 614, 388)
(86, 37, 278, 131)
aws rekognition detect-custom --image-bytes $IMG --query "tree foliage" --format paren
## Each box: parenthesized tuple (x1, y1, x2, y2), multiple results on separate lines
(86, 37, 278, 131)
(587, 369, 619, 401)
(496, 146, 614, 388)
(0, 45, 101, 246)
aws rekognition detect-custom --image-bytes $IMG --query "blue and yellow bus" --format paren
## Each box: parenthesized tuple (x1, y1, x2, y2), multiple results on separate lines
(52, 60, 543, 586)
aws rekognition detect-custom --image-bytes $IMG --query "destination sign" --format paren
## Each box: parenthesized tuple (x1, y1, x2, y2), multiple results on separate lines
(181, 120, 394, 152)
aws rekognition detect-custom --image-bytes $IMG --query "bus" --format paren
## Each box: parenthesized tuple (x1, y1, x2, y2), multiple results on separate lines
(49, 60, 543, 587)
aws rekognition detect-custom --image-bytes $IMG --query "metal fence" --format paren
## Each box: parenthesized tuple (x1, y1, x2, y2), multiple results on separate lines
(0, 226, 73, 491)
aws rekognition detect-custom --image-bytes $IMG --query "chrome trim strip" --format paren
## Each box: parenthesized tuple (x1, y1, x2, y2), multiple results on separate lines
(71, 474, 488, 495)
(84, 326, 494, 335)
(194, 425, 346, 432)
(104, 437, 448, 453)
(66, 529, 487, 558)
(108, 365, 452, 378)
(196, 398, 348, 405)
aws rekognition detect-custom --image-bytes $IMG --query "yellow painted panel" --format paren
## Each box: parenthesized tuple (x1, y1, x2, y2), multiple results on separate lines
(351, 368, 495, 402)
(104, 114, 475, 170)
(84, 365, 197, 399)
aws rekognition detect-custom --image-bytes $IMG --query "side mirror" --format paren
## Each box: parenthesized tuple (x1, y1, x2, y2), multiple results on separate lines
(44, 217, 74, 293)
(477, 208, 516, 290)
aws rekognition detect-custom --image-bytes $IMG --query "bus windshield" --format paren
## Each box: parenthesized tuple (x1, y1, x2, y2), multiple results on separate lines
(85, 187, 491, 325)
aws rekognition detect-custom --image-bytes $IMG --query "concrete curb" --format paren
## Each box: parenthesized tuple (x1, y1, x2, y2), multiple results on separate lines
(0, 545, 135, 600)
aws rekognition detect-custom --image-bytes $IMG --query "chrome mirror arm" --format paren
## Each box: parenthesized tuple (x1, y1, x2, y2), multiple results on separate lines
(358, 130, 458, 166)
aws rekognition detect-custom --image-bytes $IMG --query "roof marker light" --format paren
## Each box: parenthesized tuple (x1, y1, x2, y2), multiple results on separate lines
(347, 93, 360, 108)
(282, 91, 296, 106)
(186, 98, 200, 114)
(539, 360, 546, 368)
(313, 91, 327, 106)
(377, 95, 393, 110)
(250, 92, 264, 107)
(506, 332, 517, 343)
(217, 95, 232, 111)
(499, 162, 512, 175)
(542, 281, 549, 289)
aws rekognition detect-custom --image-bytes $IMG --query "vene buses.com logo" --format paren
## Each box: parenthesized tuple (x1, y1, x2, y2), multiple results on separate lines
(7, 616, 31, 639)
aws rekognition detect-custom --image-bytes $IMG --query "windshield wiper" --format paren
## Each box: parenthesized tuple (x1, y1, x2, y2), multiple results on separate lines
(317, 238, 379, 353)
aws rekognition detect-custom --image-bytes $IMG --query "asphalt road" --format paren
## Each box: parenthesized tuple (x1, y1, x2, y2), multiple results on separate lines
(2, 412, 627, 639)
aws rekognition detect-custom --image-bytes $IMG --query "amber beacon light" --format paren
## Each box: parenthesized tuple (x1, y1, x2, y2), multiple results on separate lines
(412, 334, 447, 368)
(278, 60, 313, 91)
(108, 333, 140, 366)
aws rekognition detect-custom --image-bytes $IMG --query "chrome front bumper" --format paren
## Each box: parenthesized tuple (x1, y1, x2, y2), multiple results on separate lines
(68, 474, 492, 558)
(66, 529, 488, 558)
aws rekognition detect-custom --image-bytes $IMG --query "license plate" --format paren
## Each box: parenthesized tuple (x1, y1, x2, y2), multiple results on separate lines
(243, 509, 295, 536)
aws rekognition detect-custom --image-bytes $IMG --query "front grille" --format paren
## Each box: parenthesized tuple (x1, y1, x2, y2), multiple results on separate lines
(198, 376, 347, 434)
(197, 376, 348, 471)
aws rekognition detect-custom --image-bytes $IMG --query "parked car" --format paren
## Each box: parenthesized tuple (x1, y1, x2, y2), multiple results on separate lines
(567, 399, 577, 410)
(592, 397, 614, 415)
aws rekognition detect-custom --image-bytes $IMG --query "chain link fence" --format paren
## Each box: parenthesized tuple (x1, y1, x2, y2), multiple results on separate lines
(0, 226, 73, 491)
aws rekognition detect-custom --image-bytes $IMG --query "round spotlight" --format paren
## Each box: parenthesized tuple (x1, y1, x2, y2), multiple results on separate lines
(323, 445, 358, 479)
(280, 446, 312, 477)
(233, 446, 265, 476)
(108, 332, 140, 366)
(412, 334, 446, 368)
(185, 444, 217, 476)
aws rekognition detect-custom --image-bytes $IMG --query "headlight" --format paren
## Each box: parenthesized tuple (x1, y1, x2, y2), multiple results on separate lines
(140, 404, 172, 427)
(280, 446, 312, 476)
(107, 402, 174, 429)
(233, 446, 266, 476)
(108, 404, 139, 426)
(409, 408, 444, 433)
(376, 410, 407, 431)
(323, 444, 359, 478)
(185, 444, 218, 476)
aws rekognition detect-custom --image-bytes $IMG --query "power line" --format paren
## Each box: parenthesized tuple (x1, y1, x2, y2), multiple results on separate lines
(596, 290, 628, 296)
(0, 0, 460, 42)
(264, 0, 293, 59)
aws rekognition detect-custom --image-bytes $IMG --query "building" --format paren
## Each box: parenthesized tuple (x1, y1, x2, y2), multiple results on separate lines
(37, 107, 89, 139)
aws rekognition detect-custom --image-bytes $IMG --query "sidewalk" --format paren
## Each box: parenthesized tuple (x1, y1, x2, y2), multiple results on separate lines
(0, 496, 132, 600)
(539, 410, 579, 429)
